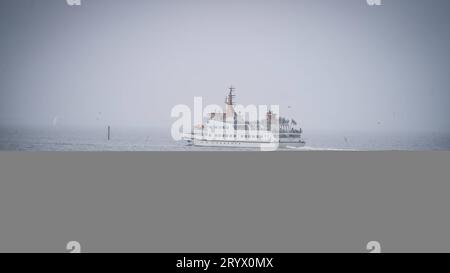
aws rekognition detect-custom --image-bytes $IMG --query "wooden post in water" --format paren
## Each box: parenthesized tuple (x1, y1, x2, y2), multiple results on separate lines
(107, 126, 110, 141)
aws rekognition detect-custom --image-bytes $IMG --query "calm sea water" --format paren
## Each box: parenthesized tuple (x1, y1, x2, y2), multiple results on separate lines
(1, 127, 449, 151)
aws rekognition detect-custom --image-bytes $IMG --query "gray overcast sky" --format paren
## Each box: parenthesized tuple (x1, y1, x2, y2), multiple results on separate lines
(1, 0, 449, 132)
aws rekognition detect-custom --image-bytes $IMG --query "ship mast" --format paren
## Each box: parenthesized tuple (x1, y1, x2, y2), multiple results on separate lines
(225, 86, 236, 122)
(225, 86, 236, 106)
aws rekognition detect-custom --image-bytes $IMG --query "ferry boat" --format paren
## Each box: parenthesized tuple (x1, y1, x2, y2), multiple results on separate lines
(182, 86, 305, 149)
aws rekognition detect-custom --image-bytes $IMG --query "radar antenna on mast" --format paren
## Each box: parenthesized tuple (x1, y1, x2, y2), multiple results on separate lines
(225, 85, 236, 105)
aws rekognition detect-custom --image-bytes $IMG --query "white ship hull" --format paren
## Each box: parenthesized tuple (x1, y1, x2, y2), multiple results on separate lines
(185, 136, 305, 149)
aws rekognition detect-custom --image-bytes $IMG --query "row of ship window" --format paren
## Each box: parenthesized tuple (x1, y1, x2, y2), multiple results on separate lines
(206, 134, 268, 139)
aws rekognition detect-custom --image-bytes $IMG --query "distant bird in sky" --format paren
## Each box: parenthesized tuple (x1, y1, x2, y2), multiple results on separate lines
(52, 116, 59, 127)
